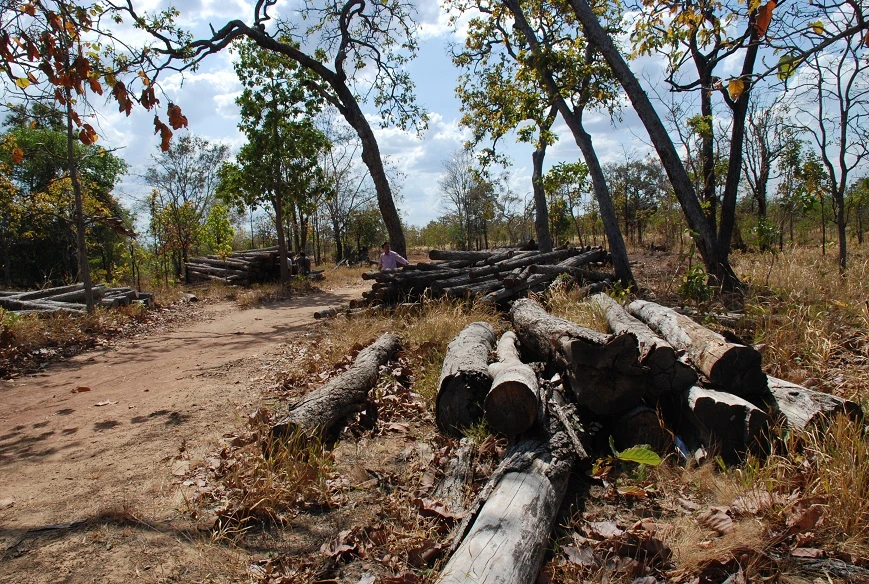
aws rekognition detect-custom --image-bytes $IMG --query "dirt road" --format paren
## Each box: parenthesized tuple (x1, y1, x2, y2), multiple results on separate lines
(0, 285, 365, 583)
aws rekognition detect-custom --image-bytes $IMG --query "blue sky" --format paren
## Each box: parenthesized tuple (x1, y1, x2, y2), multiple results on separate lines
(102, 0, 659, 228)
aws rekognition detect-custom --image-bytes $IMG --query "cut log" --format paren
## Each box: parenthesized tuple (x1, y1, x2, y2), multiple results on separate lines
(529, 264, 613, 282)
(270, 333, 401, 443)
(610, 405, 671, 453)
(437, 437, 572, 584)
(767, 376, 862, 431)
(429, 249, 495, 261)
(466, 248, 578, 281)
(432, 438, 476, 516)
(436, 322, 497, 436)
(510, 298, 646, 416)
(503, 266, 531, 288)
(628, 300, 769, 400)
(592, 293, 696, 396)
(314, 307, 340, 320)
(684, 386, 772, 463)
(485, 331, 539, 437)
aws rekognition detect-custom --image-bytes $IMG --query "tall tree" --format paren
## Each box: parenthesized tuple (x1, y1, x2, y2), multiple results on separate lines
(122, 0, 426, 258)
(791, 26, 869, 271)
(554, 0, 868, 290)
(144, 135, 229, 279)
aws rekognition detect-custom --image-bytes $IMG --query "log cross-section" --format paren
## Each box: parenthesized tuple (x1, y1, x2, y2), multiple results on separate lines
(270, 333, 402, 443)
(628, 299, 768, 400)
(592, 293, 696, 397)
(768, 376, 862, 431)
(436, 322, 497, 436)
(485, 331, 540, 437)
(510, 298, 646, 416)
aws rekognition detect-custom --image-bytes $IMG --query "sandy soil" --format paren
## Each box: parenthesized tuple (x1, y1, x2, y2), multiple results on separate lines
(0, 285, 367, 583)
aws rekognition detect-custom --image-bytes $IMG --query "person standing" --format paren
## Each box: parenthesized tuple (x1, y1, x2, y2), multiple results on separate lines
(378, 241, 409, 270)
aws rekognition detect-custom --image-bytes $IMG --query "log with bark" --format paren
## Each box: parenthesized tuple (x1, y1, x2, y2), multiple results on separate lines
(485, 331, 540, 437)
(436, 322, 497, 436)
(437, 431, 575, 584)
(592, 293, 696, 397)
(683, 385, 772, 463)
(628, 299, 769, 401)
(510, 298, 646, 416)
(270, 333, 402, 444)
(431, 438, 476, 517)
(767, 376, 862, 431)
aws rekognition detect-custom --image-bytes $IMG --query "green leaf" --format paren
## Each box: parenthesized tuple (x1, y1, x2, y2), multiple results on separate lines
(616, 445, 662, 466)
(777, 54, 798, 81)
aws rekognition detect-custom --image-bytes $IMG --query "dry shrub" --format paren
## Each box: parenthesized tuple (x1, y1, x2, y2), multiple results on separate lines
(211, 423, 335, 540)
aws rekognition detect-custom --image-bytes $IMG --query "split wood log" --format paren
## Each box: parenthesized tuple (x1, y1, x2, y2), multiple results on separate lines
(485, 331, 539, 437)
(628, 300, 769, 400)
(592, 293, 696, 397)
(431, 438, 476, 516)
(767, 376, 862, 431)
(437, 436, 573, 584)
(270, 333, 402, 444)
(436, 322, 497, 436)
(684, 386, 772, 463)
(610, 405, 671, 453)
(510, 298, 646, 416)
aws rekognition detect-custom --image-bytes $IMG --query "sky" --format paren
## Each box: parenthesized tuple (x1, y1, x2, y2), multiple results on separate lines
(91, 0, 662, 229)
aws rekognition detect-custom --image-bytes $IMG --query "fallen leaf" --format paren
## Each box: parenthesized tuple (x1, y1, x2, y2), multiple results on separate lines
(407, 540, 443, 567)
(413, 497, 463, 522)
(72, 386, 91, 393)
(586, 520, 624, 539)
(679, 497, 701, 512)
(563, 545, 598, 567)
(617, 485, 647, 498)
(791, 547, 825, 558)
(94, 400, 118, 406)
(383, 574, 421, 584)
(698, 507, 734, 535)
(383, 422, 410, 433)
(788, 503, 824, 531)
(357, 575, 376, 584)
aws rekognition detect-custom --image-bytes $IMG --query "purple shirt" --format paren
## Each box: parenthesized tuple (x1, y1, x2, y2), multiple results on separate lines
(379, 250, 408, 270)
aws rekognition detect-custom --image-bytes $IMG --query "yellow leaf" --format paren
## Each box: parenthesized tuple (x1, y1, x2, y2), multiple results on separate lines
(810, 20, 824, 34)
(728, 78, 745, 100)
(14, 77, 30, 89)
(617, 485, 647, 498)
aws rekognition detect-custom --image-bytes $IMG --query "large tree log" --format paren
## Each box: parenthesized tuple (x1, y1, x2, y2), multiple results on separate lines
(510, 298, 646, 416)
(467, 248, 578, 281)
(485, 331, 540, 437)
(14, 283, 85, 301)
(592, 293, 696, 396)
(767, 376, 862, 431)
(628, 299, 769, 400)
(610, 405, 671, 453)
(529, 264, 613, 282)
(429, 249, 496, 261)
(270, 333, 401, 443)
(684, 386, 772, 463)
(437, 435, 573, 584)
(436, 322, 497, 436)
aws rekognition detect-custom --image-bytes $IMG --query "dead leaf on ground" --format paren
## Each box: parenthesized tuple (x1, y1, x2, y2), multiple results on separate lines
(413, 497, 463, 522)
(383, 574, 422, 584)
(698, 507, 734, 535)
(71, 386, 91, 393)
(788, 503, 825, 531)
(617, 484, 647, 498)
(791, 547, 825, 558)
(357, 575, 376, 584)
(585, 520, 624, 539)
(563, 545, 598, 567)
(407, 540, 443, 568)
(94, 400, 118, 406)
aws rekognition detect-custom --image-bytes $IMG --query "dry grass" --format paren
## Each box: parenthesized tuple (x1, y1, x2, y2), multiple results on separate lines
(318, 264, 370, 290)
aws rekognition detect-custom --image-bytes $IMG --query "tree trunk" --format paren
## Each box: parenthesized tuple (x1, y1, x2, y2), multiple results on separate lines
(64, 90, 94, 313)
(270, 333, 401, 443)
(592, 293, 696, 397)
(510, 298, 646, 416)
(485, 331, 540, 437)
(627, 299, 769, 401)
(560, 0, 742, 292)
(683, 385, 772, 464)
(436, 322, 497, 436)
(437, 438, 572, 584)
(531, 107, 556, 253)
(768, 376, 861, 431)
(272, 194, 290, 284)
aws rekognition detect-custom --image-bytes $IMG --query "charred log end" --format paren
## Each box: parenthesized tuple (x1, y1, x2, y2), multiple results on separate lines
(564, 367, 648, 416)
(484, 378, 539, 437)
(646, 350, 698, 397)
(688, 387, 772, 464)
(707, 345, 765, 396)
(436, 374, 488, 436)
(610, 405, 672, 454)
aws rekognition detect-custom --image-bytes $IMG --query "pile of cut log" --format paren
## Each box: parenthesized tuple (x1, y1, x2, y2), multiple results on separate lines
(315, 245, 615, 319)
(0, 283, 154, 315)
(429, 295, 862, 583)
(266, 295, 863, 584)
(185, 247, 281, 285)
